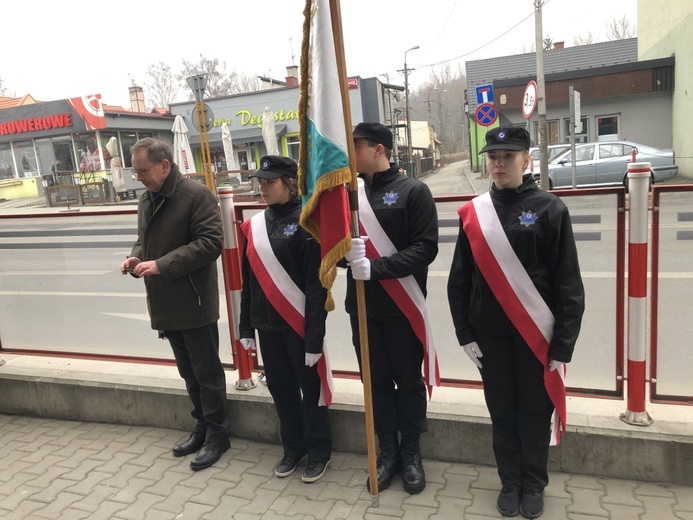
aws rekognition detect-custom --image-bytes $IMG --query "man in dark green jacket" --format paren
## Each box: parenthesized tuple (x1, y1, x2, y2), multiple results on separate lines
(121, 138, 229, 471)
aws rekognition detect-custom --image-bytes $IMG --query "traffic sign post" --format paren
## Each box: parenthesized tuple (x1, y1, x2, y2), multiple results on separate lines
(522, 80, 538, 119)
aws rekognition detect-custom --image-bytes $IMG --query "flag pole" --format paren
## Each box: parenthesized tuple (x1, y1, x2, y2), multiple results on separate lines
(329, 0, 379, 505)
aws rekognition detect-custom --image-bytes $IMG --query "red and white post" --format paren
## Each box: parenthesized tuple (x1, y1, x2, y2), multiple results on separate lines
(620, 162, 653, 426)
(218, 187, 257, 390)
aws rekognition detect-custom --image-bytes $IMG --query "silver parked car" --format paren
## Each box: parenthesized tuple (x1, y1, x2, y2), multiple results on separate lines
(539, 141, 678, 189)
(525, 144, 571, 174)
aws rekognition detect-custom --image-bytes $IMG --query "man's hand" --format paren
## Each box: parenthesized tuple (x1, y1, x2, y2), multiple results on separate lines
(133, 260, 160, 277)
(462, 341, 483, 368)
(549, 359, 565, 372)
(349, 257, 371, 280)
(344, 236, 369, 263)
(121, 257, 141, 275)
(240, 338, 256, 351)
(305, 352, 322, 367)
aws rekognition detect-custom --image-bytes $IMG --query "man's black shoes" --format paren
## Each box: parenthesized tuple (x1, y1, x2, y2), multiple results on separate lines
(172, 432, 205, 457)
(400, 434, 426, 494)
(366, 433, 401, 491)
(519, 491, 544, 519)
(497, 486, 521, 517)
(189, 440, 230, 471)
(274, 453, 307, 477)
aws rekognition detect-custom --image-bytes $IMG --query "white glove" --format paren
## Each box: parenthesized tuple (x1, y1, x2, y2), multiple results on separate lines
(549, 359, 565, 372)
(240, 338, 256, 351)
(349, 257, 371, 280)
(305, 352, 322, 367)
(462, 341, 483, 368)
(344, 237, 369, 263)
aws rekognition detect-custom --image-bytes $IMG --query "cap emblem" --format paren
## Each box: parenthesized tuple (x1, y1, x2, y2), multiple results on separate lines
(497, 131, 508, 141)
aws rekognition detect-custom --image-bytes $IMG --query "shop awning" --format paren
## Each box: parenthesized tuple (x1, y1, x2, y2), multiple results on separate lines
(188, 124, 287, 146)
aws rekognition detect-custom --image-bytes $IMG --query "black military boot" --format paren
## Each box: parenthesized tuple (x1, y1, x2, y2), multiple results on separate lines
(366, 432, 401, 491)
(400, 434, 426, 494)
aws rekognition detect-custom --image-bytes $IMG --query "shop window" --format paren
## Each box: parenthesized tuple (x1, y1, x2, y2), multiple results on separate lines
(0, 143, 14, 179)
(597, 115, 619, 141)
(285, 135, 300, 161)
(531, 121, 559, 146)
(13, 140, 39, 177)
(100, 131, 119, 168)
(121, 132, 153, 168)
(73, 132, 108, 173)
(563, 116, 589, 143)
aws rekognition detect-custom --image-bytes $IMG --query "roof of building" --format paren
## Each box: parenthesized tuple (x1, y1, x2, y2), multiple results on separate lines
(466, 38, 639, 109)
(0, 94, 38, 109)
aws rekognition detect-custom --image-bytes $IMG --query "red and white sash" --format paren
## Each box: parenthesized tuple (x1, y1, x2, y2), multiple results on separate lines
(458, 192, 566, 445)
(241, 211, 334, 406)
(357, 179, 440, 395)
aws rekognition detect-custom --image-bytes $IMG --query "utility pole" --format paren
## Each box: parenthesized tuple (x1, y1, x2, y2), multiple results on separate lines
(402, 45, 419, 176)
(535, 0, 549, 191)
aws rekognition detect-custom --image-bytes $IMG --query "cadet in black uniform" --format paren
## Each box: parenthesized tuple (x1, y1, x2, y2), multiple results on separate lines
(448, 127, 584, 518)
(239, 155, 332, 483)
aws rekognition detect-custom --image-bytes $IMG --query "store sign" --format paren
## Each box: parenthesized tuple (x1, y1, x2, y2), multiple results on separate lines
(0, 113, 73, 136)
(216, 108, 300, 128)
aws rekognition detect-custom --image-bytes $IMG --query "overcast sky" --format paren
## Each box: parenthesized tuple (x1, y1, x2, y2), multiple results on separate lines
(4, 0, 637, 107)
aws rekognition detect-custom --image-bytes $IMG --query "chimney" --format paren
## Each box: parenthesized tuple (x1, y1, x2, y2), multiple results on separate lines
(129, 85, 146, 112)
(285, 65, 299, 87)
(553, 41, 565, 49)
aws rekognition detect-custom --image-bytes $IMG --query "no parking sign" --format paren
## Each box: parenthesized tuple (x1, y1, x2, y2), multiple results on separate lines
(474, 103, 497, 126)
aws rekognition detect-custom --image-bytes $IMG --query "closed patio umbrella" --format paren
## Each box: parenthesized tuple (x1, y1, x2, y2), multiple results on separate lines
(172, 115, 195, 174)
(221, 122, 240, 186)
(262, 107, 280, 156)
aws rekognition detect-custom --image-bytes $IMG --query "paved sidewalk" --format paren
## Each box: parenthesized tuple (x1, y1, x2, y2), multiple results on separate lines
(1, 413, 691, 520)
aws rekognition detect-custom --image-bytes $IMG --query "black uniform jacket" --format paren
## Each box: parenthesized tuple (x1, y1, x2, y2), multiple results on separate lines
(130, 165, 223, 331)
(344, 165, 439, 318)
(447, 175, 585, 363)
(239, 198, 328, 354)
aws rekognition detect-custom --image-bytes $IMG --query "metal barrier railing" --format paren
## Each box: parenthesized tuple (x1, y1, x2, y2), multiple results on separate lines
(3, 184, 693, 413)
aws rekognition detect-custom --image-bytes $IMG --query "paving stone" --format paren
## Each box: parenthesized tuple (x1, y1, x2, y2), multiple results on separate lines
(111, 492, 166, 520)
(636, 481, 676, 497)
(100, 462, 147, 488)
(75, 500, 128, 520)
(325, 500, 358, 520)
(470, 465, 499, 490)
(546, 471, 572, 499)
(602, 503, 646, 519)
(600, 477, 643, 507)
(30, 478, 79, 504)
(58, 458, 106, 482)
(1, 485, 43, 511)
(285, 495, 337, 517)
(29, 491, 82, 519)
(671, 484, 693, 511)
(318, 481, 363, 505)
(109, 477, 159, 504)
(429, 496, 472, 519)
(47, 507, 90, 520)
(202, 495, 253, 520)
(639, 495, 679, 520)
(568, 474, 607, 490)
(567, 487, 609, 517)
(2, 499, 47, 519)
(437, 472, 475, 500)
(70, 484, 121, 513)
(63, 471, 112, 497)
(0, 461, 37, 488)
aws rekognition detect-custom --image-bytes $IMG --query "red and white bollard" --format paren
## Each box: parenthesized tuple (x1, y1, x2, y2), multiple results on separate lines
(218, 187, 257, 390)
(620, 162, 653, 426)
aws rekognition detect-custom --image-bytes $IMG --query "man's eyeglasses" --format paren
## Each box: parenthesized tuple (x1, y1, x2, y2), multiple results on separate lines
(133, 162, 161, 176)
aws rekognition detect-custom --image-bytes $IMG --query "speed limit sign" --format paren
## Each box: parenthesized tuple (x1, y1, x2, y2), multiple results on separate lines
(522, 80, 538, 119)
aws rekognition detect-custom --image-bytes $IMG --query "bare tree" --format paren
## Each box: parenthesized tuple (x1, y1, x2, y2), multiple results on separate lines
(0, 77, 8, 97)
(144, 62, 180, 110)
(235, 73, 261, 93)
(543, 35, 554, 51)
(573, 31, 595, 46)
(178, 54, 257, 99)
(606, 15, 636, 40)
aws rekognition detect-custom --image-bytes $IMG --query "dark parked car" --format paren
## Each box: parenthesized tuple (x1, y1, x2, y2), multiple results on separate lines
(534, 141, 678, 189)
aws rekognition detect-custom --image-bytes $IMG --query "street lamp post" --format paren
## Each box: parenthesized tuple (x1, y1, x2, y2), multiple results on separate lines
(404, 45, 419, 176)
